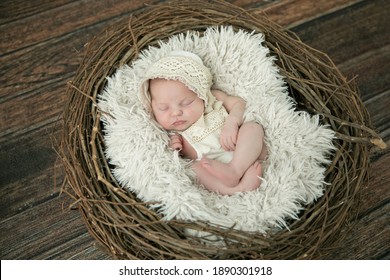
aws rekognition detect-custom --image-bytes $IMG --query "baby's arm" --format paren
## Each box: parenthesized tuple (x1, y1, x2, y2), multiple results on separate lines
(212, 90, 246, 151)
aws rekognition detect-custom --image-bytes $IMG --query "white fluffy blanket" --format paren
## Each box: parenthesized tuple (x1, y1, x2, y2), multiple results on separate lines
(98, 26, 335, 234)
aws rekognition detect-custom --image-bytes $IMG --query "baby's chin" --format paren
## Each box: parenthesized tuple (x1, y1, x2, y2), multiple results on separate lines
(168, 126, 189, 132)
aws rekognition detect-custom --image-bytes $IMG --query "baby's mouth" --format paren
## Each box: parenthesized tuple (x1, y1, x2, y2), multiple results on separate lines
(172, 120, 186, 127)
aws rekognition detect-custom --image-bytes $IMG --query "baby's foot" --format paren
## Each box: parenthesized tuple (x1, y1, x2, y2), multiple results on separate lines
(236, 161, 263, 192)
(199, 157, 240, 188)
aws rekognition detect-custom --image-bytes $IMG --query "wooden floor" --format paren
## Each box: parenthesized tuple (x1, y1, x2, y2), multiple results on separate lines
(0, 0, 389, 259)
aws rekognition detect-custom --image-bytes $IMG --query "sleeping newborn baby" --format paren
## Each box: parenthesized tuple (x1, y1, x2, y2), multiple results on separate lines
(140, 51, 267, 195)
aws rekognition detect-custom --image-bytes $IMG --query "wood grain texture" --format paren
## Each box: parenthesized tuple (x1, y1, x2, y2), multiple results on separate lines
(0, 0, 388, 259)
(0, 0, 160, 54)
(0, 0, 76, 25)
(259, 0, 361, 28)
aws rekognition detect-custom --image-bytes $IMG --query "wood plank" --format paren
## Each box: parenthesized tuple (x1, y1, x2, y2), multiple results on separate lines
(0, 22, 113, 138)
(0, 0, 271, 28)
(324, 202, 390, 259)
(0, 83, 66, 140)
(259, 0, 361, 28)
(320, 145, 390, 258)
(0, 166, 63, 220)
(362, 149, 390, 212)
(0, 0, 76, 25)
(0, 194, 109, 259)
(364, 90, 390, 141)
(0, 0, 159, 54)
(340, 52, 389, 140)
(0, 122, 109, 259)
(290, 0, 390, 94)
(290, 0, 389, 63)
(0, 126, 63, 219)
(339, 46, 390, 103)
(39, 230, 111, 259)
(229, 0, 274, 9)
(0, 30, 97, 103)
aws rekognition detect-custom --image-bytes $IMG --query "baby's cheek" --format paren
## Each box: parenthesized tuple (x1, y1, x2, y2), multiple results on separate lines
(157, 115, 171, 129)
(153, 113, 164, 125)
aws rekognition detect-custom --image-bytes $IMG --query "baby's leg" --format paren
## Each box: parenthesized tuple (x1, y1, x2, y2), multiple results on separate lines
(197, 157, 240, 187)
(235, 161, 263, 192)
(202, 157, 263, 191)
(204, 121, 266, 186)
(230, 121, 266, 173)
(192, 160, 237, 194)
(193, 160, 262, 195)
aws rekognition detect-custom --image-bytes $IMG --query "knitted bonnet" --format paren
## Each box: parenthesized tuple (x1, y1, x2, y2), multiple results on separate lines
(139, 51, 217, 114)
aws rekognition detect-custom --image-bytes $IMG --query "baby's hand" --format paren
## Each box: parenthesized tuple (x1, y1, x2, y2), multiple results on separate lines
(220, 119, 239, 151)
(169, 134, 183, 151)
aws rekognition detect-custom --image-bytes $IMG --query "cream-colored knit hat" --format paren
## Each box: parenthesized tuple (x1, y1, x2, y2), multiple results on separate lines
(140, 51, 217, 114)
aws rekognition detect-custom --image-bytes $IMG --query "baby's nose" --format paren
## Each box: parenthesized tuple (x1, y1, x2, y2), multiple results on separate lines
(172, 108, 183, 116)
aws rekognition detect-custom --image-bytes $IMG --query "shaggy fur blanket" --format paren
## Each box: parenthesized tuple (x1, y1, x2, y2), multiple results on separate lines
(98, 26, 335, 234)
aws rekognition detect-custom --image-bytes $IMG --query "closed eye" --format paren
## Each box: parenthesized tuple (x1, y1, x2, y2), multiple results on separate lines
(157, 105, 169, 111)
(181, 99, 194, 106)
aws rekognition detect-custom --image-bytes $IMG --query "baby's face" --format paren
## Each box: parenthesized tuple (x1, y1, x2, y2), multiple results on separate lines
(149, 78, 204, 131)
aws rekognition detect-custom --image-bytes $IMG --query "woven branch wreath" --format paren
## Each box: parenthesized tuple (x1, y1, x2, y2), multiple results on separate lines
(99, 26, 336, 237)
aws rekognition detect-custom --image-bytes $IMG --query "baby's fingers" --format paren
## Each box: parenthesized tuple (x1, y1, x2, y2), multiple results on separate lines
(170, 134, 181, 141)
(169, 135, 183, 150)
(170, 140, 182, 151)
(227, 136, 236, 151)
(171, 143, 182, 151)
(221, 135, 235, 151)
